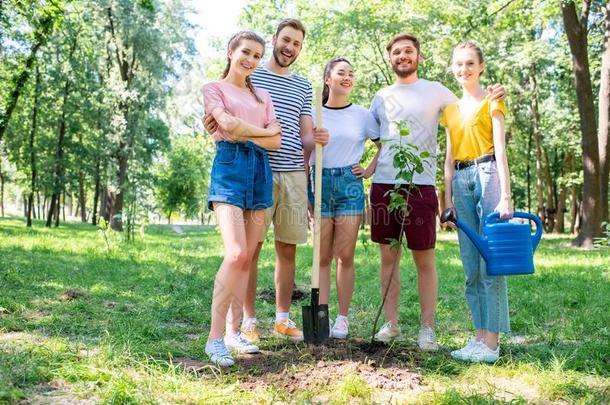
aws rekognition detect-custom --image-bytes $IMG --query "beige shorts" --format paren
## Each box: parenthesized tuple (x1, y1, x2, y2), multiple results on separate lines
(260, 171, 309, 244)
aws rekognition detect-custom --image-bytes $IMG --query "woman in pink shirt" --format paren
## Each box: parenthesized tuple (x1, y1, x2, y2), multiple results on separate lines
(203, 31, 281, 367)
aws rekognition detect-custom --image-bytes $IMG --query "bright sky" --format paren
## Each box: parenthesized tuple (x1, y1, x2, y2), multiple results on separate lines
(187, 0, 250, 59)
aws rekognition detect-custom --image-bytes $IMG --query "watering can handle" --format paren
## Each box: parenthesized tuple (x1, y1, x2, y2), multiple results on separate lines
(514, 212, 543, 251)
(484, 211, 543, 251)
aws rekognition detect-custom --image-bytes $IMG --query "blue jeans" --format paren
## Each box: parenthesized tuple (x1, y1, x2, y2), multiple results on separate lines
(452, 160, 510, 333)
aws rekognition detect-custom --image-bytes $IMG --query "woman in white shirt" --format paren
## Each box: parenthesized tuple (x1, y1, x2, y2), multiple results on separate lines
(306, 57, 381, 338)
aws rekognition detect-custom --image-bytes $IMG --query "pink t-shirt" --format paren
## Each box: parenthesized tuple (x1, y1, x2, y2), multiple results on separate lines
(203, 81, 276, 138)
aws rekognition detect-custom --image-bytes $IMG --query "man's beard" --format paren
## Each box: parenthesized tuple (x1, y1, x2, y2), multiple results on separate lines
(273, 46, 296, 68)
(391, 60, 418, 78)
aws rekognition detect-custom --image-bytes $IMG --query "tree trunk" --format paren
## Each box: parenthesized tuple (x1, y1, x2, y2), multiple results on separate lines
(99, 187, 112, 222)
(46, 80, 70, 227)
(42, 193, 47, 221)
(109, 152, 128, 231)
(26, 67, 41, 227)
(107, 6, 136, 232)
(599, 0, 610, 224)
(35, 191, 40, 219)
(61, 190, 66, 224)
(554, 153, 572, 234)
(0, 157, 4, 217)
(46, 194, 57, 227)
(78, 173, 86, 222)
(570, 182, 579, 234)
(54, 193, 61, 227)
(92, 160, 101, 225)
(555, 182, 567, 234)
(530, 66, 546, 226)
(561, 1, 602, 247)
(543, 147, 556, 231)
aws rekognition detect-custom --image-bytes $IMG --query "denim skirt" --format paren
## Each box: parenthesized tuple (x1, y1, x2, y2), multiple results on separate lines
(207, 141, 273, 211)
(308, 165, 365, 218)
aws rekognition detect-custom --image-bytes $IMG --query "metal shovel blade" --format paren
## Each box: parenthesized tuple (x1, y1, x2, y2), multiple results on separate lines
(302, 288, 329, 344)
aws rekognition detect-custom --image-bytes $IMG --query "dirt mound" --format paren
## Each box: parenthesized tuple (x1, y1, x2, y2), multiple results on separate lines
(174, 339, 424, 394)
(257, 287, 309, 303)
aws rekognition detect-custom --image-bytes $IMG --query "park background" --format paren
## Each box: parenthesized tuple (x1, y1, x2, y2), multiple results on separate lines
(0, 0, 609, 403)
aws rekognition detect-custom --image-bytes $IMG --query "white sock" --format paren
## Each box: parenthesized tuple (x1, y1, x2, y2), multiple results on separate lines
(275, 312, 289, 323)
(244, 317, 257, 325)
(336, 314, 348, 322)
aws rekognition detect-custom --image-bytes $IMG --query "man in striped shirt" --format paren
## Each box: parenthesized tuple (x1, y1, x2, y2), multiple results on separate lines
(205, 19, 329, 343)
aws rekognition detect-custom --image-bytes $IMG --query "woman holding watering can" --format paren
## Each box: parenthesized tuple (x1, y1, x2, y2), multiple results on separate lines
(441, 41, 513, 363)
(305, 57, 381, 339)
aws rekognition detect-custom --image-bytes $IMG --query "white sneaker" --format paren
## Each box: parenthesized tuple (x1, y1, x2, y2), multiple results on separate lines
(224, 332, 260, 354)
(450, 337, 479, 360)
(374, 321, 401, 342)
(468, 341, 500, 363)
(331, 316, 349, 339)
(417, 326, 439, 351)
(205, 338, 234, 367)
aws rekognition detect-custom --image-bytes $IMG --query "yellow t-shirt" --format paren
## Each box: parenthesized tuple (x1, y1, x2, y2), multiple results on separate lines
(440, 98, 507, 161)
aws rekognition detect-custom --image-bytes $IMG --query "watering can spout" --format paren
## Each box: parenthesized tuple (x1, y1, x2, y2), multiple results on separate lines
(440, 208, 490, 262)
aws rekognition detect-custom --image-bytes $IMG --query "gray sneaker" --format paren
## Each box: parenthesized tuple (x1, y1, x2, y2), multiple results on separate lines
(205, 338, 234, 367)
(417, 326, 439, 351)
(374, 321, 401, 342)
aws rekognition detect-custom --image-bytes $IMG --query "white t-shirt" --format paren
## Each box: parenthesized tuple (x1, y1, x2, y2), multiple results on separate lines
(309, 104, 380, 168)
(370, 79, 457, 185)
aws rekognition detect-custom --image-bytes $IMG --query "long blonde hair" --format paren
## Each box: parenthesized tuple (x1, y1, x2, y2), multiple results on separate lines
(221, 31, 265, 103)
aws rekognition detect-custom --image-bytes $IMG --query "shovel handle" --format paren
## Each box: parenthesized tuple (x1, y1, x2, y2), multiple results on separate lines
(311, 88, 324, 289)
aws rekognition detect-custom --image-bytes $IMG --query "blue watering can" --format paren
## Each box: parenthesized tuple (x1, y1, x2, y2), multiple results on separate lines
(440, 208, 543, 276)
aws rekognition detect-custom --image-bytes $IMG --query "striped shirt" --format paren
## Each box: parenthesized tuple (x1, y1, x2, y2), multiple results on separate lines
(250, 66, 312, 171)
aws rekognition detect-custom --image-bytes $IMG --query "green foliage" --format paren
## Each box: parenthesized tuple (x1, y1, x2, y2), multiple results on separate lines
(239, 0, 607, 224)
(383, 119, 430, 234)
(97, 217, 123, 252)
(1, 0, 196, 227)
(154, 136, 209, 222)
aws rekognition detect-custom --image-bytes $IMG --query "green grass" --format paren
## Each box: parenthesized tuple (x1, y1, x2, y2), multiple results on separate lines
(0, 216, 608, 403)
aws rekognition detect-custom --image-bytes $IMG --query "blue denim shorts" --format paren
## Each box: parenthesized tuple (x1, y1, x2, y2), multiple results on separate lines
(308, 165, 364, 218)
(207, 141, 273, 211)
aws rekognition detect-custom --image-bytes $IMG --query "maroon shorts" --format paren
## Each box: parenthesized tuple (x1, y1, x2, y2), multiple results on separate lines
(370, 183, 439, 250)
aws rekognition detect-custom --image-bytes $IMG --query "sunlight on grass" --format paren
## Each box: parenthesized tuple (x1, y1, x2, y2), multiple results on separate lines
(1, 217, 608, 403)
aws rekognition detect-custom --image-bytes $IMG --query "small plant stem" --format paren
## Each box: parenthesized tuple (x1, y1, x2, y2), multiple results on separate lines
(370, 189, 412, 343)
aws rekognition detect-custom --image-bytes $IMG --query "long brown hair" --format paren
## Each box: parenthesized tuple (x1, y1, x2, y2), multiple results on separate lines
(322, 56, 352, 105)
(221, 31, 265, 103)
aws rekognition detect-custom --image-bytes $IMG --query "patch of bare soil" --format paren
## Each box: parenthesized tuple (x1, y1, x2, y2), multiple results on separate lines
(258, 286, 309, 303)
(21, 383, 95, 405)
(58, 288, 87, 302)
(174, 339, 424, 394)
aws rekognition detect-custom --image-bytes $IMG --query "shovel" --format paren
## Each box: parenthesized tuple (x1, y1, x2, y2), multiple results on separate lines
(302, 87, 330, 344)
